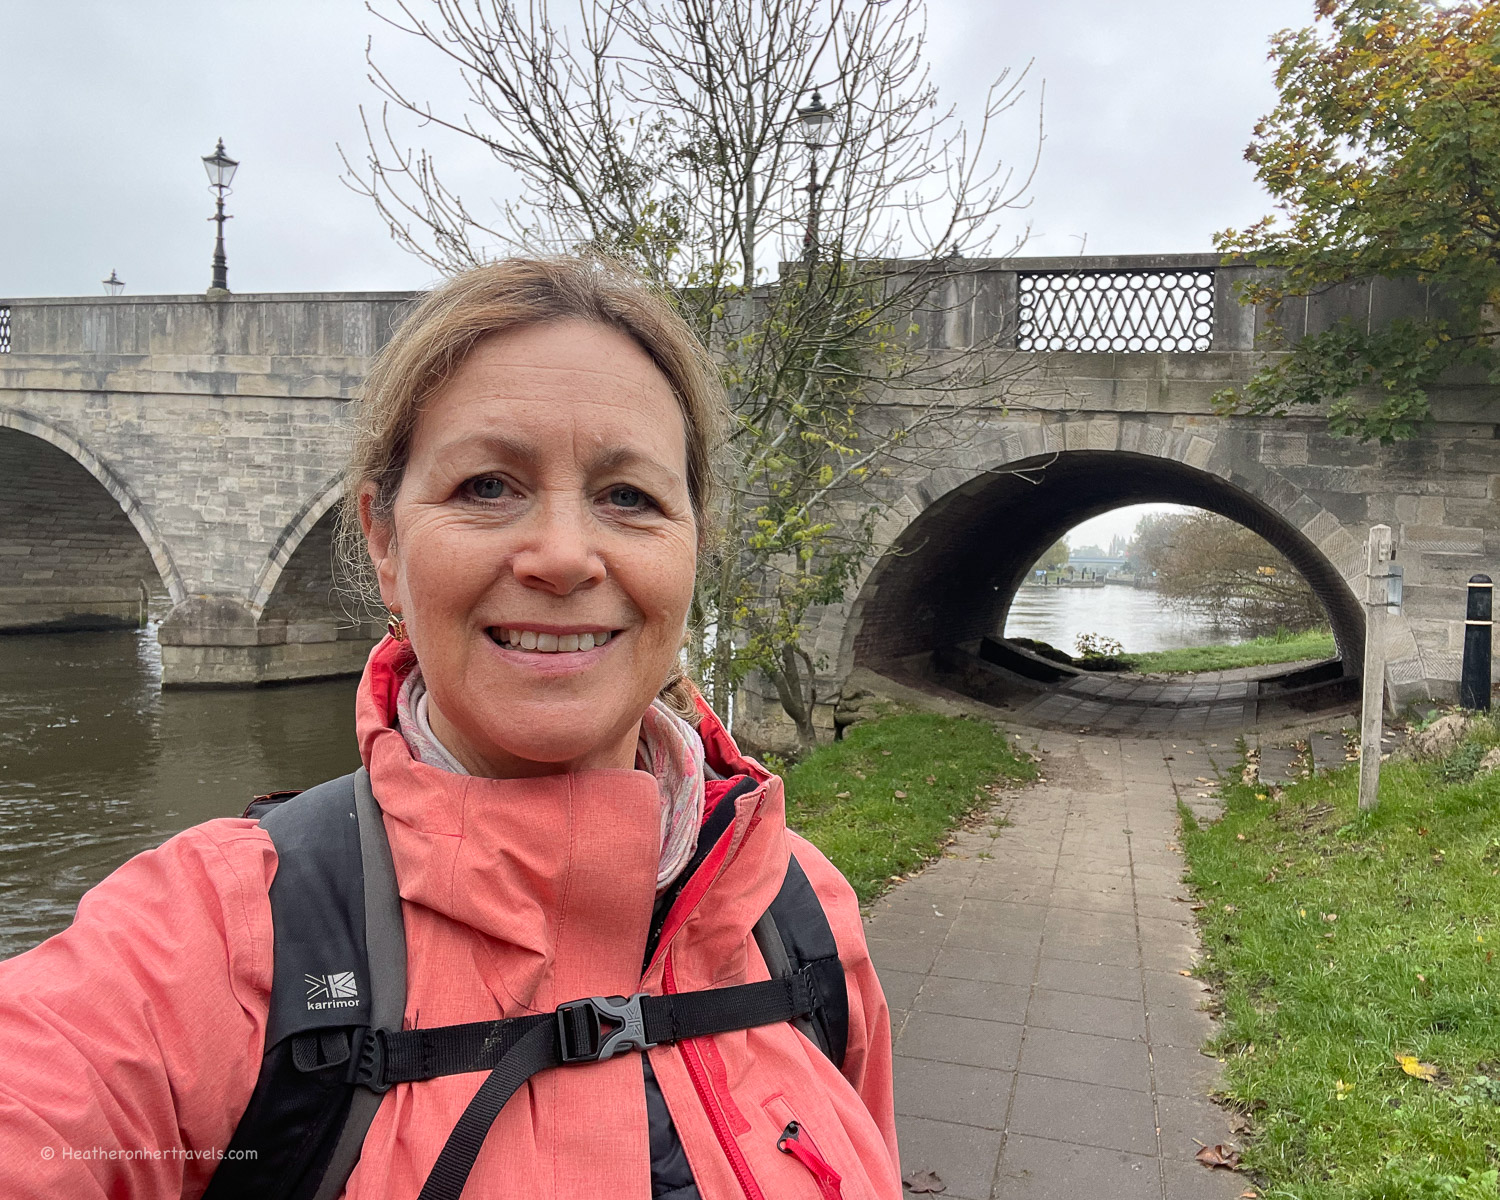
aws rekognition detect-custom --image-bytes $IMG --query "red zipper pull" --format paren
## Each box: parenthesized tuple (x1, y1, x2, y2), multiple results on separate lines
(777, 1122, 843, 1200)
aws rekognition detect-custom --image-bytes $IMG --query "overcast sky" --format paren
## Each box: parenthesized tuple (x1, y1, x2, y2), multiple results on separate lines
(3, 0, 1311, 299)
(1, 0, 1314, 543)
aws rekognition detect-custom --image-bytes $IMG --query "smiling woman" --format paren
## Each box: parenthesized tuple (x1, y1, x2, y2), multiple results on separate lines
(359, 320, 701, 779)
(0, 256, 903, 1200)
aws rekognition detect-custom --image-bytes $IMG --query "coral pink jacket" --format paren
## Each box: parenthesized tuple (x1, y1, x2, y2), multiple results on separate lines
(0, 639, 900, 1199)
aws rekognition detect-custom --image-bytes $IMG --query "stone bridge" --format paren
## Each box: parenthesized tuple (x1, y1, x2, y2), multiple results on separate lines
(2, 256, 1496, 715)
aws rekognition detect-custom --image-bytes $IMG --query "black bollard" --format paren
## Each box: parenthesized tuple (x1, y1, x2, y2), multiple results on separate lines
(1460, 574, 1492, 711)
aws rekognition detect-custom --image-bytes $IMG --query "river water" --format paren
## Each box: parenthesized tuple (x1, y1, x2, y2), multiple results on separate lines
(1005, 583, 1236, 656)
(1, 585, 1234, 959)
(0, 624, 360, 959)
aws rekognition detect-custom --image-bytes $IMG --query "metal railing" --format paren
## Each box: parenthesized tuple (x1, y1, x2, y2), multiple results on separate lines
(0, 306, 10, 353)
(1016, 268, 1214, 352)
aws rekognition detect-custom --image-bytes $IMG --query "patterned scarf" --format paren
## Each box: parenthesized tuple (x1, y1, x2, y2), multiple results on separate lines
(395, 666, 706, 891)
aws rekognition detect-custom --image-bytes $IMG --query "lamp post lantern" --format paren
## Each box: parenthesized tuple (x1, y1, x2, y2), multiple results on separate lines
(796, 90, 835, 262)
(201, 138, 239, 293)
(102, 270, 125, 296)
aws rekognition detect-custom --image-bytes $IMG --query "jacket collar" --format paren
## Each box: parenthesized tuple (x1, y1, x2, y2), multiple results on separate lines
(353, 638, 788, 1005)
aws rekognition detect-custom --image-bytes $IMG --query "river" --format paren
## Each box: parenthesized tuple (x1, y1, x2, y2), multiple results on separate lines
(1005, 582, 1237, 656)
(2, 584, 1235, 959)
(0, 623, 360, 959)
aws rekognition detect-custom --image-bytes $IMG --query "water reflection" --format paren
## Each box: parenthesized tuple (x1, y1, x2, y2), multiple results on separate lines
(1005, 583, 1237, 656)
(0, 625, 359, 959)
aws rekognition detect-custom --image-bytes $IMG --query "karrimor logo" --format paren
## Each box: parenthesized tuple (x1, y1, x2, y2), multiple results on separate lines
(305, 971, 360, 1011)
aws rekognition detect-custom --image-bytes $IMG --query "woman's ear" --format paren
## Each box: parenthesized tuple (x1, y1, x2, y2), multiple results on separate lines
(358, 485, 401, 611)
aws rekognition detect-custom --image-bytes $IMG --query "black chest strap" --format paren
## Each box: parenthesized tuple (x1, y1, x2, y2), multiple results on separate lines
(345, 968, 824, 1200)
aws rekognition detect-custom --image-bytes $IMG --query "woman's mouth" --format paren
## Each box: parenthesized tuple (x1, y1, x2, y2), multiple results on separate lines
(487, 627, 615, 654)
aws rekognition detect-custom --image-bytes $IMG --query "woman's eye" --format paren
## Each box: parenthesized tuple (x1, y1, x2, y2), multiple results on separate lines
(608, 485, 651, 510)
(467, 476, 507, 500)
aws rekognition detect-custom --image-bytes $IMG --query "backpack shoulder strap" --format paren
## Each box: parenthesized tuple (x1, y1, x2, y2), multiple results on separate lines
(204, 768, 407, 1200)
(758, 851, 849, 1071)
(313, 768, 407, 1200)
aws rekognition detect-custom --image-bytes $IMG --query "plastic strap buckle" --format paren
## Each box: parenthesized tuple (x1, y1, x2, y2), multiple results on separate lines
(555, 993, 657, 1064)
(348, 1026, 392, 1093)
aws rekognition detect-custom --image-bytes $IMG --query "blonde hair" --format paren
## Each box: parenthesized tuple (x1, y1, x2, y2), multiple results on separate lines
(337, 255, 727, 723)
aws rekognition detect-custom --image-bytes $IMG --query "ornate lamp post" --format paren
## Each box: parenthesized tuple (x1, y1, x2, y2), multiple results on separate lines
(796, 90, 835, 262)
(102, 270, 125, 296)
(201, 139, 240, 293)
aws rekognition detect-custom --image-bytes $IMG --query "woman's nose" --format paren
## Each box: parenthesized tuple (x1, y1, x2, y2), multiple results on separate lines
(510, 498, 606, 595)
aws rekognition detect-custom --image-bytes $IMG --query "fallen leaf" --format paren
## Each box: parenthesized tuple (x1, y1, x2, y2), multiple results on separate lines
(1229, 1113, 1252, 1134)
(1236, 833, 1247, 842)
(1178, 969, 1194, 977)
(1195, 776, 1210, 783)
(881, 750, 893, 757)
(925, 775, 936, 784)
(1240, 1191, 1261, 1199)
(894, 790, 907, 799)
(1396, 1054, 1440, 1082)
(903, 1168, 946, 1194)
(835, 791, 851, 799)
(1195, 1144, 1241, 1170)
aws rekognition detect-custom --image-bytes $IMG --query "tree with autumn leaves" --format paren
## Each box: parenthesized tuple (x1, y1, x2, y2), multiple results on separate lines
(1216, 0, 1500, 442)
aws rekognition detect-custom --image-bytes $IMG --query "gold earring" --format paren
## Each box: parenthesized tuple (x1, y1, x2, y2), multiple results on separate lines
(386, 613, 408, 642)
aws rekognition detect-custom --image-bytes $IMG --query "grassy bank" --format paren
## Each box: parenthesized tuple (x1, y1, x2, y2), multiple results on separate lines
(781, 713, 1036, 902)
(1182, 718, 1500, 1199)
(1126, 627, 1336, 675)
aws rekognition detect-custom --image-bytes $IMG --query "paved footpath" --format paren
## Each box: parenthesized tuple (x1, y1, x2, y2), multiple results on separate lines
(867, 730, 1249, 1200)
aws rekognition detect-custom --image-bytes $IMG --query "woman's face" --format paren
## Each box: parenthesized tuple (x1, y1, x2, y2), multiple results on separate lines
(361, 319, 699, 777)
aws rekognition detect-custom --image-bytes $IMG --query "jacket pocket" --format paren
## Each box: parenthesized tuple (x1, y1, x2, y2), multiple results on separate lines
(764, 1096, 844, 1200)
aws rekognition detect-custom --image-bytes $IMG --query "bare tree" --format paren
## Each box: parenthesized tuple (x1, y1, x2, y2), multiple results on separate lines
(345, 0, 1046, 746)
(1135, 511, 1326, 638)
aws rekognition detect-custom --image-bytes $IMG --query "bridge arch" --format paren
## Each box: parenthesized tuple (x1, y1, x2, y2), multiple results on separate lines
(248, 474, 346, 619)
(0, 407, 184, 613)
(840, 419, 1380, 684)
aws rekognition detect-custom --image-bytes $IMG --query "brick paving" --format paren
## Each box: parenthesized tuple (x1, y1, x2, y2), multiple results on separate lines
(869, 730, 1250, 1200)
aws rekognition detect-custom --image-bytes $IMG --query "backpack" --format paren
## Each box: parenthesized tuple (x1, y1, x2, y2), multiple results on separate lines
(202, 768, 849, 1200)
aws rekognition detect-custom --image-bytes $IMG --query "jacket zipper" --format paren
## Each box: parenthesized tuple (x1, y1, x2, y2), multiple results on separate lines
(777, 1121, 844, 1200)
(664, 953, 767, 1200)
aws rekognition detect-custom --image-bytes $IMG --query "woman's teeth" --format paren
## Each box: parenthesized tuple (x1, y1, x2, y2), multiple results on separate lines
(493, 628, 612, 653)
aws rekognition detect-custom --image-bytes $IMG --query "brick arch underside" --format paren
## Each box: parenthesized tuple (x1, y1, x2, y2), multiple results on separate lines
(0, 428, 169, 631)
(850, 450, 1365, 675)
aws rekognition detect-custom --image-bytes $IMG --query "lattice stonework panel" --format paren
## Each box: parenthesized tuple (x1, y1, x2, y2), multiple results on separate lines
(1017, 270, 1214, 352)
(0, 307, 10, 353)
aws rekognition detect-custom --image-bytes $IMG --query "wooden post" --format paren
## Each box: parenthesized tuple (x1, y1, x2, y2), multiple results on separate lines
(1358, 525, 1395, 812)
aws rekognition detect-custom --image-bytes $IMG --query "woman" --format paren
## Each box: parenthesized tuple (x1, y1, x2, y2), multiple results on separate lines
(0, 257, 900, 1199)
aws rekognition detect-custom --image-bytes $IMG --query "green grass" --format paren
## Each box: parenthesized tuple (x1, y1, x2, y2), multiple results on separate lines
(1125, 627, 1337, 675)
(1182, 716, 1500, 1199)
(781, 712, 1036, 902)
